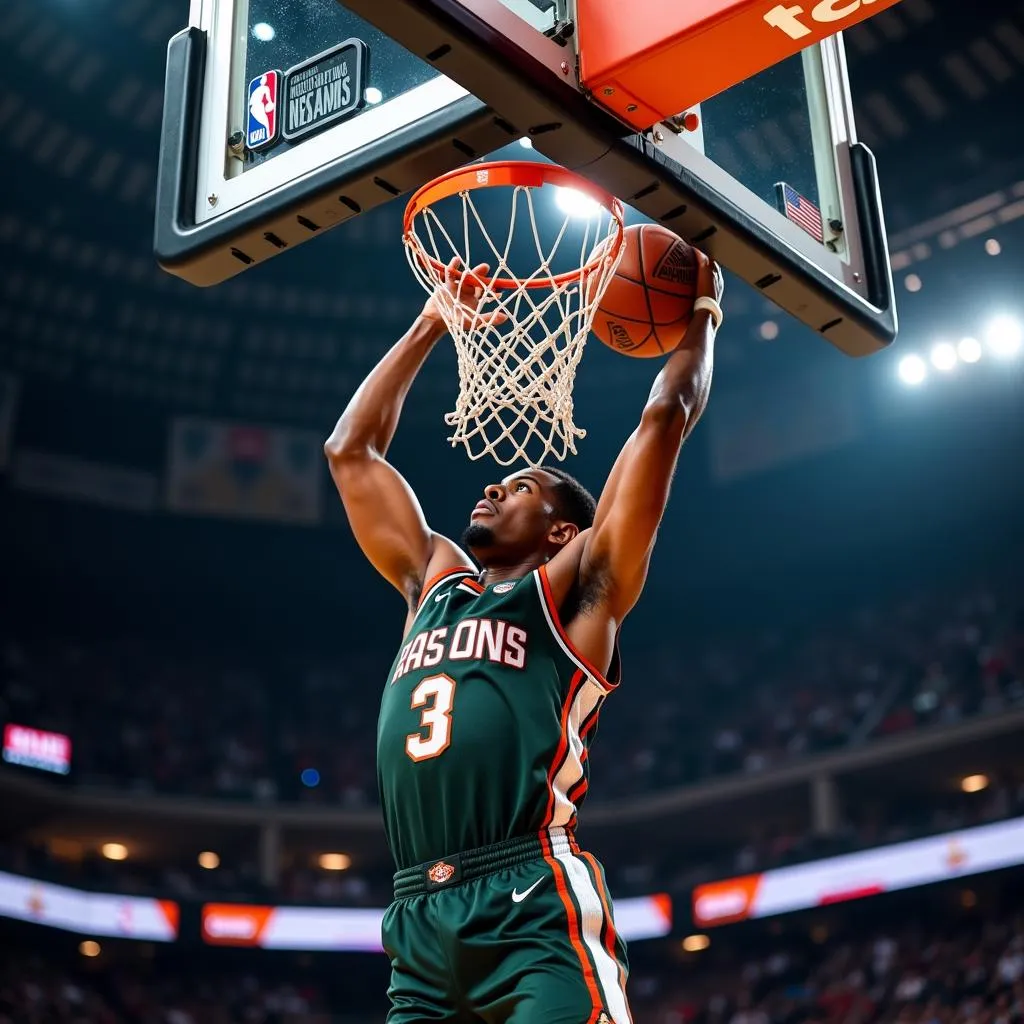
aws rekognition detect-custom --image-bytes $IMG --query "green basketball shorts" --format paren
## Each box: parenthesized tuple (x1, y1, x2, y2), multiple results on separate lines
(382, 826, 632, 1024)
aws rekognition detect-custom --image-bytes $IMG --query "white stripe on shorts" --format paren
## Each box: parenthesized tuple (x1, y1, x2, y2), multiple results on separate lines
(549, 837, 632, 1024)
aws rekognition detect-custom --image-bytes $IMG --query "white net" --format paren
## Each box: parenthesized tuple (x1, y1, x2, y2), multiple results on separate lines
(404, 173, 624, 467)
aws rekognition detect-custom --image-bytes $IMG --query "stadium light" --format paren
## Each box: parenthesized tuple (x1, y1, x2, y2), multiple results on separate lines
(957, 337, 982, 363)
(984, 315, 1022, 358)
(364, 87, 383, 104)
(198, 851, 220, 870)
(79, 941, 101, 958)
(319, 853, 352, 871)
(555, 187, 601, 219)
(252, 22, 275, 41)
(682, 934, 710, 952)
(961, 774, 988, 793)
(929, 342, 957, 372)
(897, 354, 927, 386)
(101, 842, 128, 861)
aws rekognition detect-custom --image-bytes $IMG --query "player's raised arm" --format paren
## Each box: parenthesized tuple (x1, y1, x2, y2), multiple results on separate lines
(324, 260, 499, 606)
(582, 254, 725, 620)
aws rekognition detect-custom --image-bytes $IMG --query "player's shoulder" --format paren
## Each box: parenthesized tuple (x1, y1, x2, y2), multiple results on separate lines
(421, 533, 474, 594)
(401, 533, 476, 635)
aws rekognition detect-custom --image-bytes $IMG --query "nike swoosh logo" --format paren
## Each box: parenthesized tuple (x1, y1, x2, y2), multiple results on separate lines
(434, 591, 450, 603)
(512, 877, 545, 903)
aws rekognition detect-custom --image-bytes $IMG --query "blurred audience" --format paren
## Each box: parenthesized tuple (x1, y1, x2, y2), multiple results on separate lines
(634, 909, 1024, 1024)
(1, 579, 1019, 808)
(2, 904, 1023, 1024)
(0, 957, 341, 1024)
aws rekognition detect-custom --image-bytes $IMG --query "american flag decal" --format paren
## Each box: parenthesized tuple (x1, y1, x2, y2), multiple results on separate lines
(775, 182, 824, 243)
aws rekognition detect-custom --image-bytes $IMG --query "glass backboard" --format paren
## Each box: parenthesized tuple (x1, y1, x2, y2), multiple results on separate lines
(155, 0, 896, 356)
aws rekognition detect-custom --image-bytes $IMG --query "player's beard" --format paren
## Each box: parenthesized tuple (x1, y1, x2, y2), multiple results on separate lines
(461, 522, 495, 550)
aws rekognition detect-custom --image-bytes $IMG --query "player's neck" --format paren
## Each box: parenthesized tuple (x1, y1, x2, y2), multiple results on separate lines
(477, 557, 545, 587)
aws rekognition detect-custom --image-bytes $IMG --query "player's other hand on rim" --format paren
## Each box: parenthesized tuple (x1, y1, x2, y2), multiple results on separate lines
(695, 250, 725, 306)
(421, 257, 509, 330)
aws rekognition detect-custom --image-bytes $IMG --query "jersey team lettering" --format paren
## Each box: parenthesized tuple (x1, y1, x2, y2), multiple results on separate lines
(393, 618, 528, 683)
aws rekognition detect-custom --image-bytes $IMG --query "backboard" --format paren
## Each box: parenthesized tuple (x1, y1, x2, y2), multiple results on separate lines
(155, 0, 897, 356)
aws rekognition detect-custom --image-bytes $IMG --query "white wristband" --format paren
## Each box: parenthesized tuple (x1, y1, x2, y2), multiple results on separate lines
(693, 296, 723, 331)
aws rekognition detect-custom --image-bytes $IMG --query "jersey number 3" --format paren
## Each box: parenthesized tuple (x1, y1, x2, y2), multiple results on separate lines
(405, 673, 456, 762)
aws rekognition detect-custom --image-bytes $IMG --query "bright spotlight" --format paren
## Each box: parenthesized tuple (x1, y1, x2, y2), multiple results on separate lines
(519, 137, 534, 149)
(364, 87, 383, 104)
(984, 315, 1022, 357)
(985, 238, 1001, 256)
(759, 320, 779, 341)
(319, 853, 352, 871)
(961, 773, 989, 793)
(101, 843, 128, 861)
(898, 354, 926, 385)
(555, 187, 601, 219)
(957, 336, 982, 363)
(682, 934, 710, 952)
(930, 342, 957, 371)
(904, 274, 922, 293)
(251, 22, 275, 41)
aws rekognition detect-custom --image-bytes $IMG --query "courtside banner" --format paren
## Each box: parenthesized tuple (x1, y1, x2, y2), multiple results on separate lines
(0, 871, 179, 941)
(693, 816, 1024, 928)
(202, 893, 672, 951)
(166, 418, 322, 525)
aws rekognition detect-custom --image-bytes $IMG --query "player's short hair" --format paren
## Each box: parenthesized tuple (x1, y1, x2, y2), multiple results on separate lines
(538, 466, 597, 531)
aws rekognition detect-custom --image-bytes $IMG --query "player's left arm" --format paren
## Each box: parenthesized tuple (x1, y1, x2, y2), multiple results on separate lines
(582, 255, 724, 621)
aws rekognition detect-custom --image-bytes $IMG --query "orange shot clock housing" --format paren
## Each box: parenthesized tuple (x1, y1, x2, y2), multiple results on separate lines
(576, 0, 908, 130)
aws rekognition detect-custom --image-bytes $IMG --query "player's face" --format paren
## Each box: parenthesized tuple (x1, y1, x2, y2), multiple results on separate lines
(464, 470, 560, 557)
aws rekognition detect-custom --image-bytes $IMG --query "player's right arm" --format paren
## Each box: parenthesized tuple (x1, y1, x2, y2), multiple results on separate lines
(324, 260, 495, 610)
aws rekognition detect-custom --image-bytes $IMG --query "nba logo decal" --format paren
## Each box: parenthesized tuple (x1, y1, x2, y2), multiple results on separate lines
(247, 70, 281, 150)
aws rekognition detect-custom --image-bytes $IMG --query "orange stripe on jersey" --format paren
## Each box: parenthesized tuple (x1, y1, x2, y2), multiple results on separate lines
(567, 773, 588, 809)
(542, 669, 587, 828)
(461, 577, 485, 593)
(416, 566, 475, 610)
(540, 831, 605, 1020)
(580, 850, 632, 1022)
(537, 565, 619, 692)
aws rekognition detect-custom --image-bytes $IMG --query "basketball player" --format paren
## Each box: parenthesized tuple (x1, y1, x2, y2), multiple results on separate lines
(325, 252, 724, 1024)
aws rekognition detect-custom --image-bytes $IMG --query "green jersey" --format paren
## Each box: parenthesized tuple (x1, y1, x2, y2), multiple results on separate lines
(377, 565, 620, 870)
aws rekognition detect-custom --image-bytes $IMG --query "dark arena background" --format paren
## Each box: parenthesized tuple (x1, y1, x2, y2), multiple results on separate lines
(2, 0, 1024, 1020)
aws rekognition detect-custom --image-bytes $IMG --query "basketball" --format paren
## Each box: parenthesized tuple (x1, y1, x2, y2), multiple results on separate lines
(589, 224, 699, 358)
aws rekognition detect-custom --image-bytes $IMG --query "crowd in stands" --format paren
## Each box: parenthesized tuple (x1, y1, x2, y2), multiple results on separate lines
(0, 955, 358, 1024)
(635, 907, 1024, 1024)
(594, 582, 1023, 800)
(1, 579, 1019, 810)
(2, 901, 1022, 1024)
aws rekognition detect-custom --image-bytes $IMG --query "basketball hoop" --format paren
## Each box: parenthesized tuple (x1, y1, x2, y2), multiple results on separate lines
(403, 161, 625, 466)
